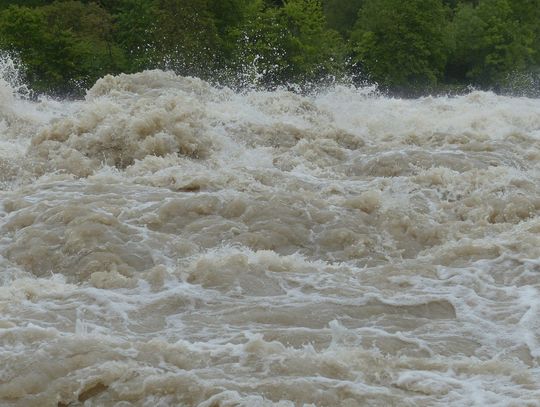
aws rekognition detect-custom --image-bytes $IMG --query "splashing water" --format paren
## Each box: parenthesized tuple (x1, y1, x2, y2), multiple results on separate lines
(0, 54, 30, 107)
(0, 66, 540, 406)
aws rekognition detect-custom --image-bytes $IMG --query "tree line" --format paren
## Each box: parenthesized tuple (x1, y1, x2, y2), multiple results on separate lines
(0, 0, 539, 96)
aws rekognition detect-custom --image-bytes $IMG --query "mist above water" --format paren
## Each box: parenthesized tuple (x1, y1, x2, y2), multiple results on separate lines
(1, 60, 540, 406)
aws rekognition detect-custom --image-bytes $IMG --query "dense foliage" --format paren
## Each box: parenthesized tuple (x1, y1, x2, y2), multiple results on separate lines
(0, 0, 539, 95)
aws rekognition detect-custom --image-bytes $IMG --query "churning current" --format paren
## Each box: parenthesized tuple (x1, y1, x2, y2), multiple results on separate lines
(1, 66, 540, 407)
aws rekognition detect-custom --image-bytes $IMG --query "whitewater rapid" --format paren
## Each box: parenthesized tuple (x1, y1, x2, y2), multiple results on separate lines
(1, 66, 540, 406)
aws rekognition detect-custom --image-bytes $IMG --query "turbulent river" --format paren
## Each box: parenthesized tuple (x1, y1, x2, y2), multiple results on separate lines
(1, 62, 540, 406)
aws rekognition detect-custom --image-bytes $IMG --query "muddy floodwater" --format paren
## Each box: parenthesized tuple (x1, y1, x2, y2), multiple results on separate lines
(1, 66, 540, 406)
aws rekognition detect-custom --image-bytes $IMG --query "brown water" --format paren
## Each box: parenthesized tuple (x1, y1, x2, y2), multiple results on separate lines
(1, 64, 540, 406)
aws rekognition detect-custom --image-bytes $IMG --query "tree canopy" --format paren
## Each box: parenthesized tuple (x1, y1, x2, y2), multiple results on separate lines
(350, 0, 448, 90)
(0, 0, 538, 96)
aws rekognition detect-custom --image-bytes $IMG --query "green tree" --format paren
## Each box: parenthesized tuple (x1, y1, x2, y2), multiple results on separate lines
(447, 0, 535, 86)
(0, 0, 54, 8)
(154, 0, 221, 77)
(1, 0, 537, 94)
(322, 0, 363, 36)
(114, 0, 162, 71)
(240, 0, 345, 86)
(43, 1, 126, 84)
(283, 0, 344, 81)
(0, 5, 79, 94)
(510, 0, 540, 66)
(350, 0, 449, 90)
(115, 0, 222, 78)
(0, 2, 126, 94)
(208, 0, 261, 66)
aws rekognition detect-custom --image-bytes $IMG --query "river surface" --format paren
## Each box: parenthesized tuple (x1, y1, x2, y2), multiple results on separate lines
(1, 63, 540, 406)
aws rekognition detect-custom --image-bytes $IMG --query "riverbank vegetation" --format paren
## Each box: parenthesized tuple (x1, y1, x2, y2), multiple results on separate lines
(1, 0, 539, 96)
